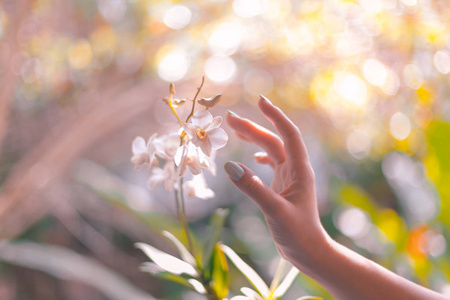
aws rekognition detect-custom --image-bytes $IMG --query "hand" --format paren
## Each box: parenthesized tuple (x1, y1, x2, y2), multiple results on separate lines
(224, 96, 329, 271)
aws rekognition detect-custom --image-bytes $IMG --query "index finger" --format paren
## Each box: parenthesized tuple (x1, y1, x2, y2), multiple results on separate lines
(258, 95, 309, 162)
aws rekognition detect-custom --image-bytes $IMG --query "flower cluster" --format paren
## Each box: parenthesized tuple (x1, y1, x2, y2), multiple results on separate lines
(132, 79, 312, 300)
(131, 80, 227, 200)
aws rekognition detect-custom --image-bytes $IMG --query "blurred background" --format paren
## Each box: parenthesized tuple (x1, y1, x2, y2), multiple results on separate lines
(1, 0, 450, 299)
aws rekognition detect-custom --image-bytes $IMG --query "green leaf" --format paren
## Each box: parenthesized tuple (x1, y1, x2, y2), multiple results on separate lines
(162, 230, 197, 267)
(269, 258, 287, 293)
(241, 287, 263, 300)
(219, 244, 270, 298)
(135, 242, 198, 277)
(273, 267, 299, 298)
(188, 279, 207, 294)
(211, 244, 229, 299)
(201, 208, 229, 269)
(140, 262, 193, 289)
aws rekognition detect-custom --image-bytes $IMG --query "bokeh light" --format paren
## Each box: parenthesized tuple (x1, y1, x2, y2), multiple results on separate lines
(2, 0, 450, 298)
(163, 5, 192, 30)
(204, 55, 236, 83)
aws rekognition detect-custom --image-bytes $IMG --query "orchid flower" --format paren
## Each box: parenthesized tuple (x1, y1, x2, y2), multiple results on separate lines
(147, 162, 178, 192)
(131, 134, 157, 170)
(174, 141, 210, 176)
(154, 133, 180, 161)
(183, 174, 215, 199)
(183, 109, 228, 156)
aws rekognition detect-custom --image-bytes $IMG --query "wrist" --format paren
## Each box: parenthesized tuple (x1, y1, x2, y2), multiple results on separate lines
(291, 227, 335, 277)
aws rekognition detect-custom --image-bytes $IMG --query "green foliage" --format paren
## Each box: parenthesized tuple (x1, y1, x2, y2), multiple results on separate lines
(202, 208, 230, 270)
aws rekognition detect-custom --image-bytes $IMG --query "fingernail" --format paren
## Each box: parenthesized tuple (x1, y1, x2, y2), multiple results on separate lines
(260, 95, 272, 105)
(227, 110, 239, 117)
(224, 161, 245, 181)
(253, 152, 266, 158)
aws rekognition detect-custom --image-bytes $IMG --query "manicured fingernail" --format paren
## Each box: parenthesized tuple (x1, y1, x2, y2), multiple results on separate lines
(253, 152, 266, 158)
(224, 161, 245, 181)
(260, 95, 272, 105)
(227, 110, 239, 117)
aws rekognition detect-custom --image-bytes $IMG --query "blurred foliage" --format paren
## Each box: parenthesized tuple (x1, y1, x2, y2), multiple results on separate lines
(1, 0, 450, 299)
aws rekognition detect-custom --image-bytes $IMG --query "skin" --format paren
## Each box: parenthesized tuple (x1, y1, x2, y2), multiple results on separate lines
(225, 96, 449, 300)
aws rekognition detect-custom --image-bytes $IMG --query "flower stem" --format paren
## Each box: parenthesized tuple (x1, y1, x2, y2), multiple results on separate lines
(179, 177, 195, 257)
(169, 103, 183, 128)
(186, 76, 205, 123)
(174, 189, 181, 221)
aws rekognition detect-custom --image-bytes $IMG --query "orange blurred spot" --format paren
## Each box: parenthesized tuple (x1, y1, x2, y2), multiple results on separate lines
(407, 225, 428, 259)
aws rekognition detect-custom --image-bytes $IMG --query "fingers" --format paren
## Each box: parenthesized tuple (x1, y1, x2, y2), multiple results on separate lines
(224, 161, 282, 213)
(226, 111, 286, 164)
(258, 95, 308, 162)
(253, 152, 275, 168)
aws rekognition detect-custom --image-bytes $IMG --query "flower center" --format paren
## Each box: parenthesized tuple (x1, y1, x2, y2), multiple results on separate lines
(196, 129, 207, 140)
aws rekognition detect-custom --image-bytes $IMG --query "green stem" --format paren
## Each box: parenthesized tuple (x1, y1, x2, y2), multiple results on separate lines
(179, 178, 195, 257)
(174, 189, 181, 221)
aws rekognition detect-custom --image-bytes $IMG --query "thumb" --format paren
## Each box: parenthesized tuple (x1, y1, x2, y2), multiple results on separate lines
(224, 161, 281, 213)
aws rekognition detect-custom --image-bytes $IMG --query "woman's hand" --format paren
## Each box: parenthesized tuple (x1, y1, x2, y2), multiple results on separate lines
(224, 96, 329, 271)
(225, 96, 449, 300)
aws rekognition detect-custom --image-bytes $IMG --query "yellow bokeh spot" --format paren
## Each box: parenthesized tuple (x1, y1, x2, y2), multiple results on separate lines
(417, 85, 434, 104)
(90, 26, 116, 55)
(377, 209, 402, 243)
(68, 39, 93, 69)
(423, 155, 440, 182)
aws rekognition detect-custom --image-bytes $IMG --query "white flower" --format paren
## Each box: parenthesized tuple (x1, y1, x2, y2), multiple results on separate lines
(183, 110, 228, 156)
(174, 142, 210, 176)
(154, 133, 181, 161)
(148, 162, 178, 192)
(131, 134, 157, 170)
(183, 174, 215, 199)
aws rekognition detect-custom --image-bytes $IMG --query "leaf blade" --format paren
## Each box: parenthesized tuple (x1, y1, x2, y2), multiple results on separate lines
(219, 244, 270, 298)
(135, 242, 198, 277)
(201, 208, 229, 269)
(162, 230, 197, 267)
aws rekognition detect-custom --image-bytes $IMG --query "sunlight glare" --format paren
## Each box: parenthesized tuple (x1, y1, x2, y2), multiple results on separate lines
(163, 5, 192, 30)
(363, 59, 387, 86)
(434, 50, 450, 74)
(204, 55, 236, 83)
(337, 207, 371, 239)
(158, 51, 189, 82)
(233, 0, 268, 18)
(403, 64, 423, 89)
(347, 129, 372, 160)
(208, 22, 244, 55)
(389, 112, 411, 140)
(334, 72, 367, 106)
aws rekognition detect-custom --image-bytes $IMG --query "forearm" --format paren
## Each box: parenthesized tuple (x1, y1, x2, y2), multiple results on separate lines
(296, 236, 448, 300)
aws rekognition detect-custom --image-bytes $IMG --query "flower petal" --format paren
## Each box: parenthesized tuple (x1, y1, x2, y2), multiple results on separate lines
(191, 109, 213, 128)
(155, 133, 180, 160)
(148, 168, 164, 189)
(174, 145, 186, 167)
(132, 136, 147, 154)
(208, 128, 228, 150)
(200, 140, 212, 156)
(207, 116, 223, 131)
(183, 123, 198, 139)
(135, 242, 198, 276)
